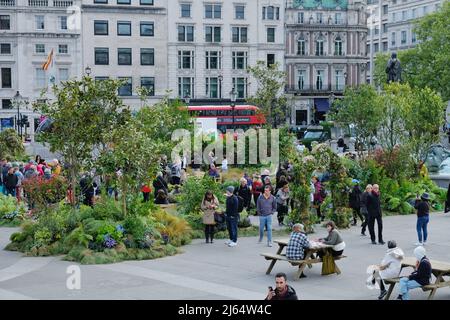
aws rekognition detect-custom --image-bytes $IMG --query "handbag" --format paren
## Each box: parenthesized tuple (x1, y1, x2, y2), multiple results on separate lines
(321, 251, 337, 275)
(214, 212, 225, 224)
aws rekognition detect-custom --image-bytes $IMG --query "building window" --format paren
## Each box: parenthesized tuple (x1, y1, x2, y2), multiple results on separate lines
(1, 68, 12, 88)
(316, 38, 324, 56)
(59, 68, 69, 83)
(140, 77, 155, 96)
(118, 77, 132, 96)
(382, 41, 388, 51)
(0, 43, 11, 54)
(392, 12, 396, 21)
(382, 23, 388, 33)
(335, 13, 342, 24)
(140, 0, 153, 4)
(374, 43, 379, 52)
(232, 78, 247, 98)
(235, 5, 245, 19)
(375, 27, 379, 35)
(298, 12, 304, 23)
(402, 10, 407, 20)
(2, 99, 12, 109)
(117, 21, 131, 36)
(94, 0, 108, 3)
(58, 44, 68, 54)
(263, 6, 280, 20)
(95, 76, 109, 81)
(401, 31, 407, 44)
(335, 70, 344, 91)
(95, 47, 109, 65)
(267, 54, 275, 67)
(334, 37, 342, 56)
(205, 26, 221, 43)
(205, 51, 221, 69)
(205, 4, 221, 19)
(140, 22, 154, 36)
(232, 27, 247, 43)
(423, 6, 428, 15)
(140, 48, 154, 66)
(383, 4, 388, 15)
(391, 32, 396, 46)
(59, 16, 67, 30)
(206, 77, 219, 98)
(35, 68, 46, 88)
(178, 50, 194, 69)
(316, 70, 323, 90)
(181, 3, 191, 18)
(35, 15, 45, 30)
(298, 70, 305, 90)
(412, 8, 417, 18)
(297, 38, 306, 55)
(316, 13, 323, 24)
(267, 28, 275, 43)
(117, 0, 131, 4)
(178, 25, 194, 42)
(0, 15, 10, 30)
(412, 32, 417, 43)
(232, 51, 247, 70)
(94, 20, 108, 35)
(118, 48, 132, 65)
(35, 44, 45, 54)
(178, 77, 194, 98)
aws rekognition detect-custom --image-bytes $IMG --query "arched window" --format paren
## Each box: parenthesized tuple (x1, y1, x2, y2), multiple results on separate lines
(334, 36, 343, 56)
(297, 36, 306, 55)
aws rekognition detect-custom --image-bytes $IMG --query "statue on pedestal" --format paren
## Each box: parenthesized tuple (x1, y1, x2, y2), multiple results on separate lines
(385, 52, 402, 83)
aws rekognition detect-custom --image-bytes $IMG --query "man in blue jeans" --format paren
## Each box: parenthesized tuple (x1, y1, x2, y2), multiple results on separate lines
(225, 186, 239, 247)
(397, 246, 431, 300)
(257, 185, 277, 247)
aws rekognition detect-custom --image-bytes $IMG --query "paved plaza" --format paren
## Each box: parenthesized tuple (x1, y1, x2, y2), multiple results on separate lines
(0, 212, 449, 300)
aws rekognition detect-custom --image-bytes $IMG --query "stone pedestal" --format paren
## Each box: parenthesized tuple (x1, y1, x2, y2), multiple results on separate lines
(330, 140, 338, 153)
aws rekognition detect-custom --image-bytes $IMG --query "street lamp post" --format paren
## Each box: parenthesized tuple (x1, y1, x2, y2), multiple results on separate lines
(230, 87, 237, 129)
(218, 74, 223, 99)
(184, 93, 191, 106)
(85, 66, 92, 77)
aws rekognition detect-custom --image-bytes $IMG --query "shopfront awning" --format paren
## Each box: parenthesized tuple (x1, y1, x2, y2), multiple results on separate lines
(314, 98, 330, 113)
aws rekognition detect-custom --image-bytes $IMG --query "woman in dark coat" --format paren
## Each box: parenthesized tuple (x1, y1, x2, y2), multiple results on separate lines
(235, 178, 252, 212)
(349, 180, 364, 226)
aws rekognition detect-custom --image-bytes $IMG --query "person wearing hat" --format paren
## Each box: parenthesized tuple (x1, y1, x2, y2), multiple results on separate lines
(373, 240, 404, 300)
(397, 246, 431, 300)
(225, 186, 239, 247)
(349, 179, 363, 226)
(414, 193, 430, 246)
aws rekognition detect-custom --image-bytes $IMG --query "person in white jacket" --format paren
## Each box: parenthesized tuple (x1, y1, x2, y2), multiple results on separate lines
(375, 240, 404, 299)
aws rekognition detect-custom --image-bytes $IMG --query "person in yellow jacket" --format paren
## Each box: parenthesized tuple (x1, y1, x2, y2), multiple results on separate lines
(418, 160, 428, 178)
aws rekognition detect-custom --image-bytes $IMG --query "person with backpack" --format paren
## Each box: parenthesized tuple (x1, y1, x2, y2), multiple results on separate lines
(414, 193, 430, 246)
(235, 178, 251, 212)
(312, 176, 325, 221)
(170, 160, 182, 185)
(257, 185, 277, 247)
(349, 180, 364, 226)
(397, 246, 431, 300)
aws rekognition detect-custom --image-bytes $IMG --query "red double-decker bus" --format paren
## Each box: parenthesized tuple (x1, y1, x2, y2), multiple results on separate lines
(187, 105, 265, 133)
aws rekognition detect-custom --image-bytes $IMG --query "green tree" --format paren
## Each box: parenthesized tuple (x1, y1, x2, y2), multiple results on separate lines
(0, 129, 25, 160)
(247, 61, 287, 128)
(329, 84, 383, 152)
(35, 77, 129, 202)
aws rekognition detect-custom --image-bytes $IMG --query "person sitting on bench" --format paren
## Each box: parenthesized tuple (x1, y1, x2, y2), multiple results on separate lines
(397, 246, 431, 300)
(317, 221, 346, 258)
(286, 223, 311, 278)
(374, 240, 404, 300)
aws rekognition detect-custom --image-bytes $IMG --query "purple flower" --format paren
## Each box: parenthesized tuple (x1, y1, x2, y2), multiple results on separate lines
(103, 235, 117, 248)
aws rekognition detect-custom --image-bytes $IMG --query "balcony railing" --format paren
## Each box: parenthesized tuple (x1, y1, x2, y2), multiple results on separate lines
(0, 0, 15, 6)
(28, 0, 48, 6)
(285, 84, 345, 94)
(53, 0, 72, 7)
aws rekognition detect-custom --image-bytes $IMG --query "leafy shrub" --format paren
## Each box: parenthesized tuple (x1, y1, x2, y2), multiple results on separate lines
(22, 175, 68, 210)
(152, 208, 192, 246)
(91, 197, 124, 221)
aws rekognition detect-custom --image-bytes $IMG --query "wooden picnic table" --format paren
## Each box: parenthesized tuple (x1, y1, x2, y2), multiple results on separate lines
(384, 256, 450, 300)
(261, 238, 346, 280)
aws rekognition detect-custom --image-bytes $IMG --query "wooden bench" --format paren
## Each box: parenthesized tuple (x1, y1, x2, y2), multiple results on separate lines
(383, 277, 450, 300)
(261, 252, 347, 280)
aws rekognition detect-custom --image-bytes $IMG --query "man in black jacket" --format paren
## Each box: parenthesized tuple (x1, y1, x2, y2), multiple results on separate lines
(225, 186, 239, 247)
(265, 273, 298, 300)
(366, 184, 385, 245)
(4, 167, 18, 197)
(397, 246, 431, 300)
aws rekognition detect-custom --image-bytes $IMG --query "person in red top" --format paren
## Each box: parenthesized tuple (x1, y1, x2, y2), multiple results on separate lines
(141, 184, 152, 202)
(252, 174, 264, 209)
(313, 176, 325, 221)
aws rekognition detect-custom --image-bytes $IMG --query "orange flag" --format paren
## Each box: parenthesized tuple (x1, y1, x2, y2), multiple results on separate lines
(41, 48, 54, 71)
